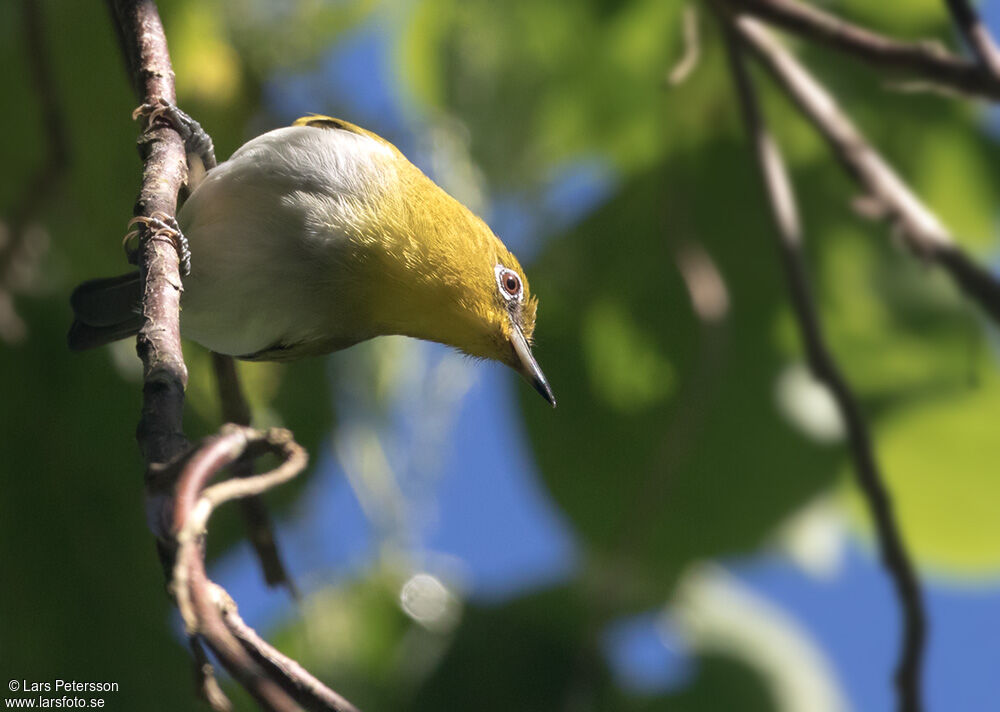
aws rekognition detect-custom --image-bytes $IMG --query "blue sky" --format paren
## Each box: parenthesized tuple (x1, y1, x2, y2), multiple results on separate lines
(209, 10, 1000, 711)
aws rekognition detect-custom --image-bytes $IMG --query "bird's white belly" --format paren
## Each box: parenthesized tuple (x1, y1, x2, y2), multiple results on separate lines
(175, 126, 387, 357)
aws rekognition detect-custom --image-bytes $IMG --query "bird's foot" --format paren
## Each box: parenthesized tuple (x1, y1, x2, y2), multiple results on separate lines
(133, 98, 217, 170)
(123, 211, 191, 276)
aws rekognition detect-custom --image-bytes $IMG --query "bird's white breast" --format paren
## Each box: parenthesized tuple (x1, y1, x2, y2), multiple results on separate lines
(177, 125, 397, 357)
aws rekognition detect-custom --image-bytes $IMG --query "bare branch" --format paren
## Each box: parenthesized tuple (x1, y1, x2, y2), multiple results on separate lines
(170, 426, 360, 712)
(212, 353, 298, 593)
(732, 14, 1000, 326)
(722, 0, 1000, 99)
(668, 5, 703, 86)
(108, 3, 357, 710)
(108, 0, 189, 465)
(943, 0, 1000, 79)
(221, 598, 358, 712)
(675, 242, 730, 323)
(189, 636, 233, 712)
(238, 494, 299, 593)
(718, 15, 926, 712)
(213, 353, 253, 425)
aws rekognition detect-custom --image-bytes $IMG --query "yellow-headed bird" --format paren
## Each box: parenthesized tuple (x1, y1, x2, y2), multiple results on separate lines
(69, 115, 555, 405)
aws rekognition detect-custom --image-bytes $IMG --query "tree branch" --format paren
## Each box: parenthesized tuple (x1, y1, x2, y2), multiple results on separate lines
(212, 353, 298, 594)
(668, 5, 703, 86)
(722, 0, 1000, 99)
(170, 426, 360, 712)
(943, 0, 1000, 79)
(108, 0, 189, 465)
(731, 14, 1000, 326)
(718, 14, 926, 711)
(108, 3, 358, 709)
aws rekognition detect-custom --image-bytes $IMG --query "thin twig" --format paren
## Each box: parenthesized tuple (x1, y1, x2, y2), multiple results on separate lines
(188, 636, 233, 712)
(220, 597, 359, 712)
(170, 426, 360, 712)
(943, 0, 1000, 79)
(723, 0, 1000, 99)
(733, 14, 1000, 326)
(675, 242, 730, 323)
(212, 353, 299, 593)
(718, 15, 927, 712)
(668, 5, 702, 86)
(239, 494, 299, 593)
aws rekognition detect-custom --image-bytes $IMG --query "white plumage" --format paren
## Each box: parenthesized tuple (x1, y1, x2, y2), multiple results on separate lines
(69, 116, 555, 404)
(178, 126, 395, 357)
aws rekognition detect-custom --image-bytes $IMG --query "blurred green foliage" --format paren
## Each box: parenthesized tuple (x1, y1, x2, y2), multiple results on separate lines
(3, 0, 1000, 710)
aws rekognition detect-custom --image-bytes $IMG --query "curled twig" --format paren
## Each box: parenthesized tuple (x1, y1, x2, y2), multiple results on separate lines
(169, 426, 359, 712)
(171, 427, 304, 631)
(108, 2, 356, 709)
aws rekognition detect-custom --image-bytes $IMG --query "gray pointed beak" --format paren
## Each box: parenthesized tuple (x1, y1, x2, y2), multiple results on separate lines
(510, 322, 556, 407)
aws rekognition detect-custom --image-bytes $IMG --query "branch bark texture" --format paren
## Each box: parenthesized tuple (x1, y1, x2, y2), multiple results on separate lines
(943, 0, 1000, 79)
(733, 14, 1000, 326)
(718, 14, 927, 712)
(170, 426, 359, 712)
(212, 353, 298, 592)
(107, 3, 358, 710)
(108, 0, 189, 465)
(723, 0, 1000, 99)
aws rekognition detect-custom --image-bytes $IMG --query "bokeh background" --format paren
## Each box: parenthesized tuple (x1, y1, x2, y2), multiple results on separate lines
(3, 1, 1000, 710)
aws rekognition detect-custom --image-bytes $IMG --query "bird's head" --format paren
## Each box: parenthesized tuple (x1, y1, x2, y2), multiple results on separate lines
(294, 115, 554, 405)
(454, 243, 556, 408)
(357, 164, 555, 406)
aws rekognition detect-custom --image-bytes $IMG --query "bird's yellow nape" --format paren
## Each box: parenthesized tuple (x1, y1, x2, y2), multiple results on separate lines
(292, 115, 399, 153)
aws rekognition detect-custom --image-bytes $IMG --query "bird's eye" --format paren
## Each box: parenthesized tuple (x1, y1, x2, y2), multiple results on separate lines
(495, 266, 522, 301)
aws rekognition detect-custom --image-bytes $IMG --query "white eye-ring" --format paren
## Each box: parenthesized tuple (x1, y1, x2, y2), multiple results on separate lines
(495, 264, 523, 302)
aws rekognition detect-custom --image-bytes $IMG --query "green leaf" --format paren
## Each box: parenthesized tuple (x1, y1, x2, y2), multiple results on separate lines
(409, 587, 776, 712)
(521, 157, 842, 612)
(411, 588, 597, 712)
(843, 367, 1000, 574)
(398, 0, 694, 185)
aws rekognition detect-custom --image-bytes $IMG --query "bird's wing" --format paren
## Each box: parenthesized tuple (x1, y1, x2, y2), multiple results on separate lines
(293, 114, 361, 131)
(237, 334, 363, 362)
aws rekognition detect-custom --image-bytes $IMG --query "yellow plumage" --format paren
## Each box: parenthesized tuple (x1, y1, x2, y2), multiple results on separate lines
(70, 115, 554, 404)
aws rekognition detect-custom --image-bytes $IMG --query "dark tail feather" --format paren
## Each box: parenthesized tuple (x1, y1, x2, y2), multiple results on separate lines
(68, 271, 144, 351)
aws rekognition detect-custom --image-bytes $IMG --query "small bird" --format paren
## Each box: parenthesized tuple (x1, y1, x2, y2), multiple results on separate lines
(70, 115, 555, 405)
